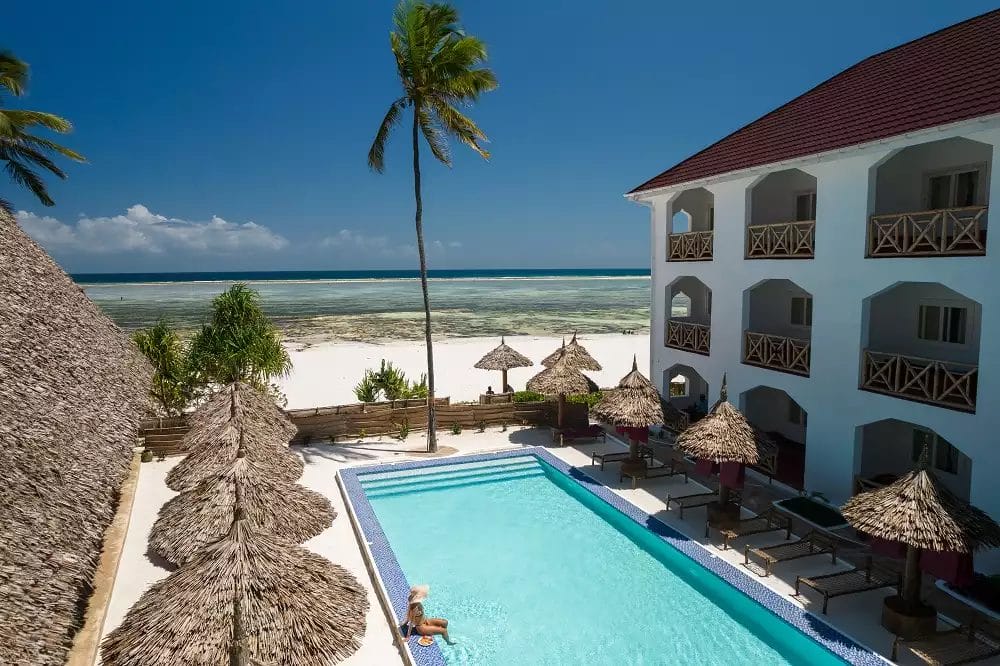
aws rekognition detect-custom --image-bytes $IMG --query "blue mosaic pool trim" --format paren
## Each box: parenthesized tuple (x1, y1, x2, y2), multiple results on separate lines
(340, 448, 887, 666)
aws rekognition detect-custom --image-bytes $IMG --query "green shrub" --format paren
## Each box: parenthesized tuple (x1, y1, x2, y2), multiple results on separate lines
(513, 390, 545, 403)
(477, 420, 486, 433)
(353, 360, 428, 402)
(567, 391, 603, 408)
(501, 420, 508, 432)
(398, 419, 410, 440)
(354, 370, 380, 402)
(451, 423, 462, 435)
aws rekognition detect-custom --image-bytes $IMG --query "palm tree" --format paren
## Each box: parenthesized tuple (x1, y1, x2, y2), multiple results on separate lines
(133, 320, 194, 416)
(368, 1, 497, 451)
(0, 51, 84, 211)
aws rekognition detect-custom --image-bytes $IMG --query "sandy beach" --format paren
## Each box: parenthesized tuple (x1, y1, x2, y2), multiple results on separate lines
(278, 333, 651, 409)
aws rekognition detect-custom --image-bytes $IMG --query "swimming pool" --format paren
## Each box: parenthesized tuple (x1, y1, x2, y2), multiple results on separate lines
(341, 449, 882, 666)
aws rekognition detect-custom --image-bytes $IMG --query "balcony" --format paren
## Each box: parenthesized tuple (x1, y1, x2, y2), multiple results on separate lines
(860, 350, 977, 413)
(867, 206, 987, 257)
(668, 230, 714, 261)
(743, 331, 810, 376)
(745, 221, 815, 259)
(665, 320, 711, 355)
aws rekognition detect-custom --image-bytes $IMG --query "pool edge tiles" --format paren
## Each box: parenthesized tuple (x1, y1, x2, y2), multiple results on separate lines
(339, 448, 887, 666)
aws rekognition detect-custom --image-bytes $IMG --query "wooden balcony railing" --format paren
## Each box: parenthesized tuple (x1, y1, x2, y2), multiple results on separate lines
(867, 206, 987, 257)
(665, 320, 711, 355)
(667, 231, 713, 261)
(742, 331, 811, 376)
(860, 349, 977, 412)
(745, 221, 816, 259)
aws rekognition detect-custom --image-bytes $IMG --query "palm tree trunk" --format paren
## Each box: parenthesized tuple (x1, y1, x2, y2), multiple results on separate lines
(412, 107, 437, 452)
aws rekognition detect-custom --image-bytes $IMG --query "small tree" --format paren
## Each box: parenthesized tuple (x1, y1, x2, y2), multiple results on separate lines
(188, 284, 292, 393)
(353, 360, 429, 402)
(133, 320, 193, 415)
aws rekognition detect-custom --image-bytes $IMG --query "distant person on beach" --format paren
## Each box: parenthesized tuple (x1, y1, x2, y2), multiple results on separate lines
(404, 585, 455, 644)
(486, 386, 494, 395)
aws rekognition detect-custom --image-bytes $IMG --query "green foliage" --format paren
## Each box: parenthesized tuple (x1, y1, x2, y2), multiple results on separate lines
(512, 390, 545, 403)
(0, 51, 85, 210)
(187, 284, 292, 393)
(477, 420, 486, 433)
(450, 423, 462, 435)
(566, 391, 604, 409)
(354, 360, 428, 402)
(140, 449, 154, 463)
(353, 370, 381, 403)
(398, 419, 410, 440)
(501, 421, 508, 432)
(133, 320, 194, 416)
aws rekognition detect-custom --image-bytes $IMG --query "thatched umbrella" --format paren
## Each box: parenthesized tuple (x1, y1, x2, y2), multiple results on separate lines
(527, 349, 592, 428)
(592, 356, 664, 472)
(541, 332, 602, 371)
(186, 382, 297, 445)
(842, 447, 1000, 635)
(474, 336, 533, 392)
(674, 375, 775, 510)
(102, 511, 368, 666)
(150, 455, 335, 565)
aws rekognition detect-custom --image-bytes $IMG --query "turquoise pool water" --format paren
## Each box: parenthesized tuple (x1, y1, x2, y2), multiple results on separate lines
(360, 456, 848, 666)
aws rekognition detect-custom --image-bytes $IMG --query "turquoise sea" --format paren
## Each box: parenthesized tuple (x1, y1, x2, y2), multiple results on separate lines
(76, 269, 651, 344)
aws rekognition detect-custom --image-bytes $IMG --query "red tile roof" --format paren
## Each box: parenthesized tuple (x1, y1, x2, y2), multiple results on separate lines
(629, 10, 1000, 194)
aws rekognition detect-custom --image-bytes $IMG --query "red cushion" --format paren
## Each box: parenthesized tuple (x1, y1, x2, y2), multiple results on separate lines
(920, 550, 975, 587)
(719, 461, 746, 489)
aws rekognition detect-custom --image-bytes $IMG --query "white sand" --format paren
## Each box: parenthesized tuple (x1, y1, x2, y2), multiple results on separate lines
(278, 333, 650, 409)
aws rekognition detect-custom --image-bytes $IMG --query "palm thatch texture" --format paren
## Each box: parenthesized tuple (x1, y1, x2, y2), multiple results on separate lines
(674, 375, 775, 505)
(592, 356, 665, 461)
(527, 349, 592, 427)
(0, 209, 152, 665)
(150, 455, 335, 566)
(842, 447, 1000, 608)
(102, 513, 368, 666)
(541, 332, 602, 371)
(474, 336, 533, 391)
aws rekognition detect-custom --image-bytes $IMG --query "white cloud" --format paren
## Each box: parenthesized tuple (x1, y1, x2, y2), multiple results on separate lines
(320, 229, 460, 259)
(16, 204, 288, 255)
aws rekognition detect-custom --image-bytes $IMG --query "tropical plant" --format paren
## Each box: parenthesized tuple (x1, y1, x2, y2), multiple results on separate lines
(353, 370, 381, 402)
(512, 390, 545, 403)
(368, 1, 497, 452)
(353, 360, 428, 402)
(450, 423, 462, 435)
(187, 284, 292, 393)
(566, 391, 604, 409)
(133, 320, 194, 416)
(0, 51, 84, 210)
(398, 419, 410, 440)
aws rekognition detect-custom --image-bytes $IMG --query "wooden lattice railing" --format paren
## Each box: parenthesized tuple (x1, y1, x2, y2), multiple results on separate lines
(867, 206, 987, 257)
(742, 331, 811, 376)
(745, 221, 816, 258)
(860, 350, 977, 412)
(667, 231, 714, 261)
(665, 320, 711, 355)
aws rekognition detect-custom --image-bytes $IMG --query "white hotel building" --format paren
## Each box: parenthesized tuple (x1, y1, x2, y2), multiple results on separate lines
(627, 10, 1000, 569)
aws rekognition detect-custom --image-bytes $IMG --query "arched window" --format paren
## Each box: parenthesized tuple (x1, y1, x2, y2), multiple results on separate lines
(671, 210, 692, 233)
(669, 374, 689, 397)
(671, 291, 691, 318)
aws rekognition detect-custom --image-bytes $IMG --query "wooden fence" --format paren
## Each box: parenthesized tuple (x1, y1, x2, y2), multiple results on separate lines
(139, 397, 586, 456)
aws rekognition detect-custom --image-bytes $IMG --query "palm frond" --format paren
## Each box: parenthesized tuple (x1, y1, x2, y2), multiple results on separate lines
(0, 52, 28, 97)
(367, 97, 407, 172)
(1, 109, 73, 133)
(5, 159, 54, 205)
(428, 98, 490, 159)
(417, 105, 450, 165)
(12, 133, 86, 161)
(0, 142, 67, 178)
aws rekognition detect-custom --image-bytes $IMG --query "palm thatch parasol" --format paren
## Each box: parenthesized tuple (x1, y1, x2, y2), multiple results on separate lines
(474, 336, 533, 392)
(592, 357, 664, 466)
(674, 374, 775, 507)
(541, 332, 602, 371)
(842, 447, 1000, 617)
(186, 382, 297, 445)
(150, 456, 335, 566)
(527, 350, 592, 427)
(102, 515, 368, 666)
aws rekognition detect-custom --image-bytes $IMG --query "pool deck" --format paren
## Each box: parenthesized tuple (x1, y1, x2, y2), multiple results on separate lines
(100, 426, 985, 665)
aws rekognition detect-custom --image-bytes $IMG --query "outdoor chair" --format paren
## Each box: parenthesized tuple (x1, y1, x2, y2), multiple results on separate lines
(793, 556, 900, 614)
(621, 456, 690, 489)
(665, 489, 740, 519)
(555, 424, 606, 446)
(591, 444, 654, 471)
(709, 508, 792, 549)
(744, 530, 838, 577)
(891, 624, 1000, 665)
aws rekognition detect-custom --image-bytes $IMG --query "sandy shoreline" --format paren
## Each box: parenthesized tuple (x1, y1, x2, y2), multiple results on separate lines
(278, 333, 650, 409)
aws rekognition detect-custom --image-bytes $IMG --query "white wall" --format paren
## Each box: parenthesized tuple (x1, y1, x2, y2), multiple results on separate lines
(641, 119, 1000, 572)
(749, 168, 817, 226)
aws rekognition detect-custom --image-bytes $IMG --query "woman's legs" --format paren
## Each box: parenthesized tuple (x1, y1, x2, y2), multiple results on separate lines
(417, 621, 455, 644)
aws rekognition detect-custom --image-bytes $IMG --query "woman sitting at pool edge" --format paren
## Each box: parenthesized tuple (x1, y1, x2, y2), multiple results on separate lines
(404, 584, 456, 644)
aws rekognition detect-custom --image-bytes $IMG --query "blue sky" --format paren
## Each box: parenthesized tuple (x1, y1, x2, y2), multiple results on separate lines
(5, 1, 995, 273)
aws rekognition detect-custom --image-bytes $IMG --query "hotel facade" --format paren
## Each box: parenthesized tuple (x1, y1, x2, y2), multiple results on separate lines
(627, 11, 1000, 569)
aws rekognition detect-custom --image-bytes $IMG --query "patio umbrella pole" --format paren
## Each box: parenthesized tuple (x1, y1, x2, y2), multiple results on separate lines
(718, 483, 731, 507)
(502, 368, 508, 392)
(557, 393, 566, 428)
(901, 544, 921, 607)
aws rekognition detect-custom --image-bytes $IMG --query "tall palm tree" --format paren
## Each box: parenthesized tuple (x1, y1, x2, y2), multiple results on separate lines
(0, 51, 84, 211)
(368, 1, 497, 452)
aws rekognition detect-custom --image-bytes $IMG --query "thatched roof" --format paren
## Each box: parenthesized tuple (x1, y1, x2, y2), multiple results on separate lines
(842, 451, 1000, 553)
(527, 349, 592, 395)
(541, 332, 602, 371)
(674, 375, 775, 464)
(102, 518, 368, 666)
(592, 357, 665, 427)
(185, 381, 297, 446)
(474, 336, 533, 371)
(0, 210, 152, 665)
(150, 456, 334, 565)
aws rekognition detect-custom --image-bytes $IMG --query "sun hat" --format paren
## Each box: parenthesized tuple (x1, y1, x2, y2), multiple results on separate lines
(409, 584, 429, 603)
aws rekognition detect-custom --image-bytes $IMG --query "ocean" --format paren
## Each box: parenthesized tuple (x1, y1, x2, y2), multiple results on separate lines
(76, 269, 651, 344)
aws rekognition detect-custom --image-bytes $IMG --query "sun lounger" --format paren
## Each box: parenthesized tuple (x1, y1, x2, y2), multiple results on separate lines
(744, 530, 838, 577)
(891, 624, 1000, 665)
(554, 424, 606, 446)
(793, 557, 900, 613)
(620, 457, 689, 489)
(591, 445, 654, 470)
(710, 508, 792, 549)
(665, 489, 740, 519)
